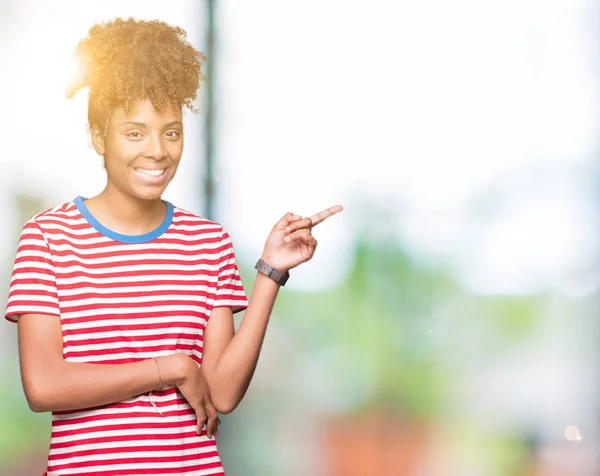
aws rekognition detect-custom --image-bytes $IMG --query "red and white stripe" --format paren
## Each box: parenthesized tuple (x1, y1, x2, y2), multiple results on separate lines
(6, 201, 248, 475)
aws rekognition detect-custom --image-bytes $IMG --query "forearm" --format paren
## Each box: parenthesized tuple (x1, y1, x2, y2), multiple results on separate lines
(203, 206, 341, 412)
(208, 273, 280, 412)
(24, 353, 185, 413)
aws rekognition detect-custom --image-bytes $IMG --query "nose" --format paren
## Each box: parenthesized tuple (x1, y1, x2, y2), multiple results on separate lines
(146, 134, 167, 160)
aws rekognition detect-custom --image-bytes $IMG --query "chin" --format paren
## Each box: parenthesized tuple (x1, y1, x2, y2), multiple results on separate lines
(131, 187, 166, 201)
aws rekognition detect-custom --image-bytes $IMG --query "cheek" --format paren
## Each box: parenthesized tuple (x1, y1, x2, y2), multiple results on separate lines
(119, 139, 145, 161)
(166, 151, 183, 172)
(168, 140, 184, 160)
(105, 137, 140, 162)
(103, 145, 139, 177)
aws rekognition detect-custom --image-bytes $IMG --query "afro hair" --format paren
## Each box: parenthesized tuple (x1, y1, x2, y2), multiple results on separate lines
(66, 18, 206, 134)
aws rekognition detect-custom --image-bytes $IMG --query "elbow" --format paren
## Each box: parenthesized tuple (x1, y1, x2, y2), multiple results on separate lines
(28, 400, 48, 413)
(212, 395, 240, 415)
(216, 405, 237, 415)
(26, 394, 49, 413)
(23, 380, 53, 413)
(214, 400, 238, 415)
(203, 370, 246, 414)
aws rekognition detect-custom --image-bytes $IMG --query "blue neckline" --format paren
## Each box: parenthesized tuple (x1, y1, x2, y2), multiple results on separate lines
(74, 196, 174, 244)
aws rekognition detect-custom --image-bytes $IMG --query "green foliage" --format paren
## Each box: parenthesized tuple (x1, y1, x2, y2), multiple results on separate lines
(267, 234, 541, 421)
(0, 369, 50, 469)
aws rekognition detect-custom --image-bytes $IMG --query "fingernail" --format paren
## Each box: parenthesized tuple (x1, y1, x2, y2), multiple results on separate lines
(284, 236, 291, 242)
(285, 226, 291, 232)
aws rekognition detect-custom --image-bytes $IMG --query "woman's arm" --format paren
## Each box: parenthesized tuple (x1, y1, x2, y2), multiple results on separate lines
(18, 313, 183, 412)
(201, 207, 343, 413)
(18, 312, 219, 436)
(201, 273, 279, 414)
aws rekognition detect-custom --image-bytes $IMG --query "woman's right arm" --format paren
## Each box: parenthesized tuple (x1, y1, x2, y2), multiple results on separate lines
(18, 312, 218, 436)
(18, 314, 220, 437)
(18, 312, 182, 412)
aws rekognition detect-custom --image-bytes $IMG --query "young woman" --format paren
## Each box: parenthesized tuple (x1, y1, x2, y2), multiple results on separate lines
(5, 18, 342, 476)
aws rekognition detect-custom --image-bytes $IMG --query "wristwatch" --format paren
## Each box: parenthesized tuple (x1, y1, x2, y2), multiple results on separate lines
(255, 258, 290, 286)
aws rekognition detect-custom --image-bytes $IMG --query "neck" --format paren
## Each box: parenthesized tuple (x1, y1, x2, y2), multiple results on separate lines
(86, 184, 167, 236)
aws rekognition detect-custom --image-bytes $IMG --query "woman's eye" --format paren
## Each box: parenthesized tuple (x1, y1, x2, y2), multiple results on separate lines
(126, 131, 143, 138)
(166, 130, 181, 139)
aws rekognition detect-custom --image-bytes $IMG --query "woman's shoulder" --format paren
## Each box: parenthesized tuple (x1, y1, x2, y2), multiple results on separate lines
(24, 199, 80, 227)
(16, 200, 82, 244)
(170, 203, 226, 234)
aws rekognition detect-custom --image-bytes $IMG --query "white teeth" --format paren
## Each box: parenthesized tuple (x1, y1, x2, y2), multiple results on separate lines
(135, 168, 165, 177)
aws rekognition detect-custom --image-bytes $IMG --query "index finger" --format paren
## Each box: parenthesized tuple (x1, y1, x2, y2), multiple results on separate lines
(309, 205, 344, 227)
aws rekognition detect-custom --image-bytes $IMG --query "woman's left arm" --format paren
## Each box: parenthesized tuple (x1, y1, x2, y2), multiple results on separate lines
(201, 206, 343, 414)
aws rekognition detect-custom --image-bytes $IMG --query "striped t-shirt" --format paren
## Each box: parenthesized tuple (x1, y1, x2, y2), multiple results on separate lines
(5, 196, 249, 476)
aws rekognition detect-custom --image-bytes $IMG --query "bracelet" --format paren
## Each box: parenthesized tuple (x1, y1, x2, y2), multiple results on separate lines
(149, 391, 164, 417)
(153, 357, 163, 391)
(149, 357, 165, 417)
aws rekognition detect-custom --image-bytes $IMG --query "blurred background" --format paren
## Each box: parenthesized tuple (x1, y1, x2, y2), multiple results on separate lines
(1, 0, 599, 474)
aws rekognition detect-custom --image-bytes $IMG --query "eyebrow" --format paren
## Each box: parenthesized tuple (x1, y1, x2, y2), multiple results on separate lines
(118, 121, 183, 128)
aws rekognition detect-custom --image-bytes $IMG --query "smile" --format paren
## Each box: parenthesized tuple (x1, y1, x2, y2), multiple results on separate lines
(134, 168, 166, 177)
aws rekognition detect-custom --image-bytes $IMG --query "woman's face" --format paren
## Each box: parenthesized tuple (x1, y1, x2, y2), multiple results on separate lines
(92, 99, 184, 201)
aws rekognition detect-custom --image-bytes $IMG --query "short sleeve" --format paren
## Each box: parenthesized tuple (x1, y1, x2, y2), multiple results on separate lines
(5, 220, 60, 323)
(213, 228, 249, 314)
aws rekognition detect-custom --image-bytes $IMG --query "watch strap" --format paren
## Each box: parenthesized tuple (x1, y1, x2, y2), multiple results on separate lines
(255, 259, 290, 286)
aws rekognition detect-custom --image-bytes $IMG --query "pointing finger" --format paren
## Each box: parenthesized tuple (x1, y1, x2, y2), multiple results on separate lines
(309, 205, 343, 228)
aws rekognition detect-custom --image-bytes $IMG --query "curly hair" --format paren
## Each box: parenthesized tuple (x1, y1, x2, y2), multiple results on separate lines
(66, 18, 206, 134)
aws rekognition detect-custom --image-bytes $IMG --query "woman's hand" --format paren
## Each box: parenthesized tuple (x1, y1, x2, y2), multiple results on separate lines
(171, 354, 220, 438)
(261, 205, 343, 272)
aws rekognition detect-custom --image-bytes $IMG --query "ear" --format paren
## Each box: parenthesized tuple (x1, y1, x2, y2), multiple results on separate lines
(91, 124, 106, 156)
